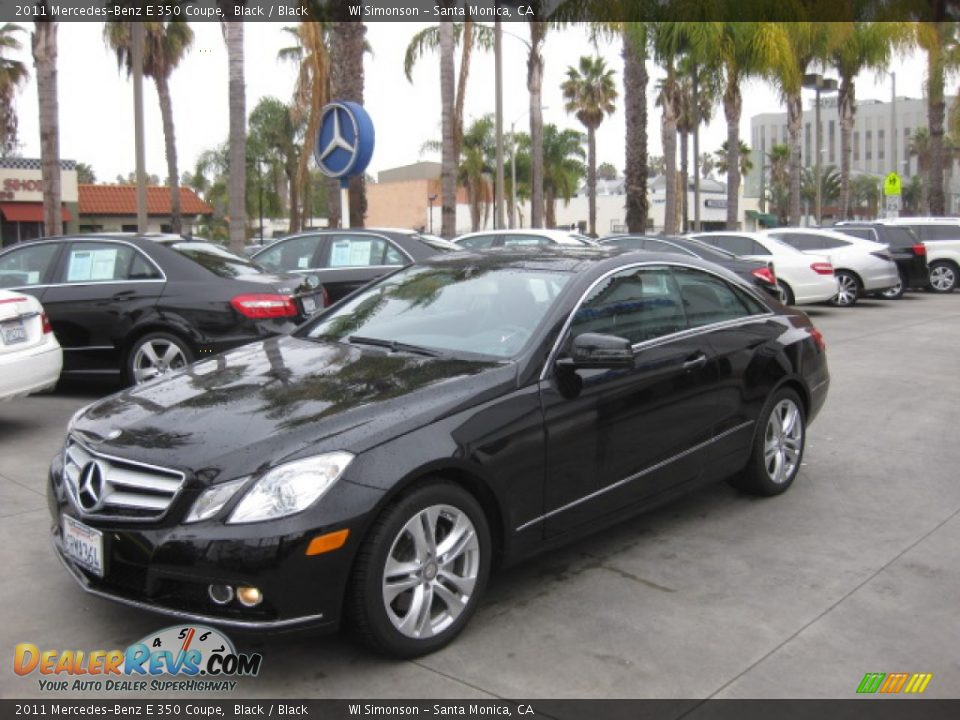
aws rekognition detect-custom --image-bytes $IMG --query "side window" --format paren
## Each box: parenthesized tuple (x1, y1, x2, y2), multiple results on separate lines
(748, 240, 772, 255)
(383, 242, 405, 265)
(672, 267, 761, 327)
(570, 266, 686, 345)
(255, 235, 323, 272)
(819, 236, 850, 249)
(503, 234, 550, 247)
(128, 252, 163, 280)
(774, 233, 819, 251)
(63, 243, 136, 283)
(457, 235, 495, 250)
(926, 225, 960, 240)
(838, 228, 873, 241)
(699, 235, 756, 256)
(0, 243, 60, 288)
(326, 235, 396, 267)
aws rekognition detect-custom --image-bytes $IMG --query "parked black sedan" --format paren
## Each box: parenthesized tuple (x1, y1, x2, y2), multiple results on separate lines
(51, 247, 829, 658)
(601, 234, 780, 298)
(252, 228, 459, 304)
(0, 234, 325, 385)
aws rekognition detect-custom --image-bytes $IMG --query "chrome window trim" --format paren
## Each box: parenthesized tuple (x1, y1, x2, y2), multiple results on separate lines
(516, 419, 756, 532)
(0, 237, 167, 289)
(539, 260, 775, 382)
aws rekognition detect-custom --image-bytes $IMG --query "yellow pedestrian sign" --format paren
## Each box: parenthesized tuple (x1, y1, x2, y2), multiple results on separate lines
(884, 172, 902, 197)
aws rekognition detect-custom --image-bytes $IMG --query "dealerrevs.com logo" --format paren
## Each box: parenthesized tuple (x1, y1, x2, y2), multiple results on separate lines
(14, 625, 262, 693)
(856, 672, 934, 695)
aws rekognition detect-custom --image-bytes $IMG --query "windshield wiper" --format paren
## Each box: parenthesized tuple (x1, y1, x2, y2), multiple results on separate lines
(347, 335, 443, 357)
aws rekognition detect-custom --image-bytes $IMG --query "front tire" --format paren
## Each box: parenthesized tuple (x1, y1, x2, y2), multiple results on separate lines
(830, 271, 860, 307)
(879, 273, 905, 300)
(729, 388, 806, 497)
(126, 332, 193, 386)
(348, 482, 491, 658)
(928, 261, 957, 293)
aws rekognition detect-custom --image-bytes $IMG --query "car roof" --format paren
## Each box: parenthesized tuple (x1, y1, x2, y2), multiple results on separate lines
(455, 228, 587, 244)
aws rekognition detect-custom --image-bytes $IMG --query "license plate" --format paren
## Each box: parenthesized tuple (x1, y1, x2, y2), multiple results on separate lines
(1, 319, 27, 345)
(302, 296, 317, 314)
(62, 514, 104, 577)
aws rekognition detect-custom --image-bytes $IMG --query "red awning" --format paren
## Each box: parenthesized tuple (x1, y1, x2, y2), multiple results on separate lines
(0, 202, 72, 223)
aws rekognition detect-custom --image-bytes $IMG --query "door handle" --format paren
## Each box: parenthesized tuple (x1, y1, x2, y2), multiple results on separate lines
(683, 353, 708, 370)
(112, 290, 136, 299)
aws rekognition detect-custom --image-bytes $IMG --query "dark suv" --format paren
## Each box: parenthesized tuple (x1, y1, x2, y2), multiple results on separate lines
(831, 223, 928, 296)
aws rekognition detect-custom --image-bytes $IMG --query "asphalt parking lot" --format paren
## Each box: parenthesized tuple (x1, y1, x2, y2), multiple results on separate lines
(2, 293, 959, 700)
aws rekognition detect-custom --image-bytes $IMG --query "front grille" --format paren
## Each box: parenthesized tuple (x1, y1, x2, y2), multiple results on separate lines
(63, 437, 185, 521)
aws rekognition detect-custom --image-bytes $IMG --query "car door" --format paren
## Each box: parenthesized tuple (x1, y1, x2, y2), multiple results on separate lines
(315, 233, 407, 303)
(40, 240, 165, 375)
(538, 264, 727, 537)
(253, 233, 328, 275)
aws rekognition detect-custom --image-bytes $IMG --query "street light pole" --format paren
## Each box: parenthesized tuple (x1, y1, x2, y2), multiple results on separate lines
(510, 122, 518, 228)
(494, 19, 505, 229)
(804, 73, 837, 226)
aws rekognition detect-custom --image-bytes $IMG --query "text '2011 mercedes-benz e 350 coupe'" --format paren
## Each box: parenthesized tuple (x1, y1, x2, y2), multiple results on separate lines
(49, 246, 829, 657)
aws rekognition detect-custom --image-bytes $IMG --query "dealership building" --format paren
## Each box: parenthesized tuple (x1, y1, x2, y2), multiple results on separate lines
(0, 157, 78, 246)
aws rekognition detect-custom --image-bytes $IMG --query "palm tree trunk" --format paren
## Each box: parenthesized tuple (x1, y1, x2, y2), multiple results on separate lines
(545, 188, 557, 228)
(440, 21, 457, 238)
(724, 79, 742, 230)
(528, 21, 545, 229)
(286, 163, 300, 234)
(787, 90, 802, 226)
(679, 128, 689, 233)
(927, 30, 946, 216)
(330, 18, 367, 227)
(224, 21, 246, 253)
(623, 24, 648, 233)
(838, 73, 855, 220)
(662, 69, 678, 236)
(453, 20, 474, 160)
(154, 74, 182, 234)
(32, 17, 62, 237)
(587, 125, 597, 236)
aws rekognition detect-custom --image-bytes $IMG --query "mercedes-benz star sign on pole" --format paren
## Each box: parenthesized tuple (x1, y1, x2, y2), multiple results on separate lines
(314, 101, 375, 229)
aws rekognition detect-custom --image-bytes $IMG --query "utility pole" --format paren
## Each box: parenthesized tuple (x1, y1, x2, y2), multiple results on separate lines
(891, 72, 897, 175)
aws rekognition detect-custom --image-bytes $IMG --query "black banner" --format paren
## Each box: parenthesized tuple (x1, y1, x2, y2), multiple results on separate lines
(0, 0, 958, 23)
(2, 700, 960, 720)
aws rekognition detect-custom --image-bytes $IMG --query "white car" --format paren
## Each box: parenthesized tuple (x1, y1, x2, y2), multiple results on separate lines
(454, 229, 595, 249)
(763, 228, 901, 305)
(0, 290, 63, 401)
(688, 232, 838, 306)
(921, 239, 960, 292)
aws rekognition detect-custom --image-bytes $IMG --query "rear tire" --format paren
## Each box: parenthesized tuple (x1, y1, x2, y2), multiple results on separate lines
(928, 261, 957, 293)
(830, 271, 860, 307)
(126, 332, 193, 386)
(879, 273, 905, 300)
(348, 482, 491, 658)
(729, 388, 806, 497)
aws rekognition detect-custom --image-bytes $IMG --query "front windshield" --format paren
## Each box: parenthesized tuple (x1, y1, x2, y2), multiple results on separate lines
(304, 264, 571, 359)
(171, 242, 267, 277)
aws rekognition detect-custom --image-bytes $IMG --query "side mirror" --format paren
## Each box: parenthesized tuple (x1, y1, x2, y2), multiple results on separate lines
(557, 333, 634, 370)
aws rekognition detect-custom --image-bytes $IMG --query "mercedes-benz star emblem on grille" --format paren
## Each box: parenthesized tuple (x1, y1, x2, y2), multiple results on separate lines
(77, 461, 105, 512)
(318, 107, 356, 163)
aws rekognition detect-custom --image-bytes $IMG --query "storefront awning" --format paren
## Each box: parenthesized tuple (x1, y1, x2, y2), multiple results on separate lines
(746, 209, 778, 228)
(0, 202, 72, 223)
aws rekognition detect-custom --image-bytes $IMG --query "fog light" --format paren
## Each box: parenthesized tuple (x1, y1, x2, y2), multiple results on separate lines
(236, 586, 263, 607)
(208, 584, 234, 605)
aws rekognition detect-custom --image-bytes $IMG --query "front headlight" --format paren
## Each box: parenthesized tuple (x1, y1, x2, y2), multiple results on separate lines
(185, 477, 249, 524)
(227, 452, 354, 524)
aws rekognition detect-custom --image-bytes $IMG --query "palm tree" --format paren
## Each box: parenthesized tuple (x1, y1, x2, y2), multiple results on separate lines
(247, 97, 301, 230)
(651, 25, 682, 236)
(765, 143, 791, 223)
(425, 115, 496, 231)
(104, 20, 194, 233)
(32, 13, 61, 237)
(771, 23, 836, 226)
(676, 60, 720, 232)
(561, 55, 617, 237)
(622, 23, 649, 233)
(915, 21, 960, 216)
(328, 10, 367, 227)
(440, 21, 456, 238)
(909, 127, 932, 214)
(714, 140, 753, 178)
(801, 165, 841, 213)
(278, 22, 329, 233)
(0, 23, 28, 157)
(831, 22, 906, 220)
(542, 124, 586, 229)
(223, 21, 245, 252)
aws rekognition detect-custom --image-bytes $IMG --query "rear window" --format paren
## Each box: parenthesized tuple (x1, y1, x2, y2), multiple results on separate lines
(171, 242, 267, 278)
(886, 227, 920, 247)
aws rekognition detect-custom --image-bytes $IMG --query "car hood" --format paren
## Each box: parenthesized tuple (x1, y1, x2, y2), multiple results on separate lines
(70, 336, 509, 486)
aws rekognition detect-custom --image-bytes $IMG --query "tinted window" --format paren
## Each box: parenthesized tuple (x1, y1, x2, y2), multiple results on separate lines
(819, 236, 851, 249)
(503, 234, 551, 247)
(571, 266, 686, 344)
(920, 224, 960, 241)
(836, 227, 875, 241)
(696, 235, 756, 256)
(885, 227, 919, 248)
(749, 240, 772, 255)
(171, 242, 266, 277)
(672, 267, 761, 327)
(255, 235, 323, 272)
(458, 235, 495, 250)
(129, 252, 163, 280)
(326, 234, 403, 267)
(64, 242, 137, 283)
(0, 243, 59, 287)
(773, 233, 821, 251)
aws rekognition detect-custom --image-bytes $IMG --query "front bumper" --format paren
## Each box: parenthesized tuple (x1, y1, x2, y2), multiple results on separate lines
(47, 453, 383, 633)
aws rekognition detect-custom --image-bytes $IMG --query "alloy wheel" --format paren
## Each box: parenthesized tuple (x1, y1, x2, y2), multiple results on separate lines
(381, 504, 480, 639)
(764, 398, 803, 485)
(832, 274, 858, 306)
(880, 279, 903, 299)
(929, 264, 956, 292)
(132, 339, 189, 384)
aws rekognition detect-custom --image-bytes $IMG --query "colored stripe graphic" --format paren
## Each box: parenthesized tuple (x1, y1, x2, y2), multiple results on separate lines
(857, 673, 886, 694)
(857, 672, 932, 694)
(904, 673, 933, 694)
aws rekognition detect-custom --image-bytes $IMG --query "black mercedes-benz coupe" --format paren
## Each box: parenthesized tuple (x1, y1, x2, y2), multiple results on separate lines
(50, 247, 829, 657)
(0, 234, 325, 385)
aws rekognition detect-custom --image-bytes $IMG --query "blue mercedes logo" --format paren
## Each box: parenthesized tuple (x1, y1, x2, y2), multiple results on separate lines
(315, 104, 359, 178)
(78, 461, 105, 512)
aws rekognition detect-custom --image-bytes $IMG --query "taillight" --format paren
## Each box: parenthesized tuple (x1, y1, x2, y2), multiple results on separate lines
(808, 327, 826, 351)
(41, 312, 53, 334)
(912, 243, 926, 257)
(230, 294, 297, 319)
(810, 262, 834, 275)
(751, 267, 776, 286)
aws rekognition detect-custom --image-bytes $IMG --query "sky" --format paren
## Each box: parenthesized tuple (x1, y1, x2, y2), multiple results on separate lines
(7, 22, 931, 185)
